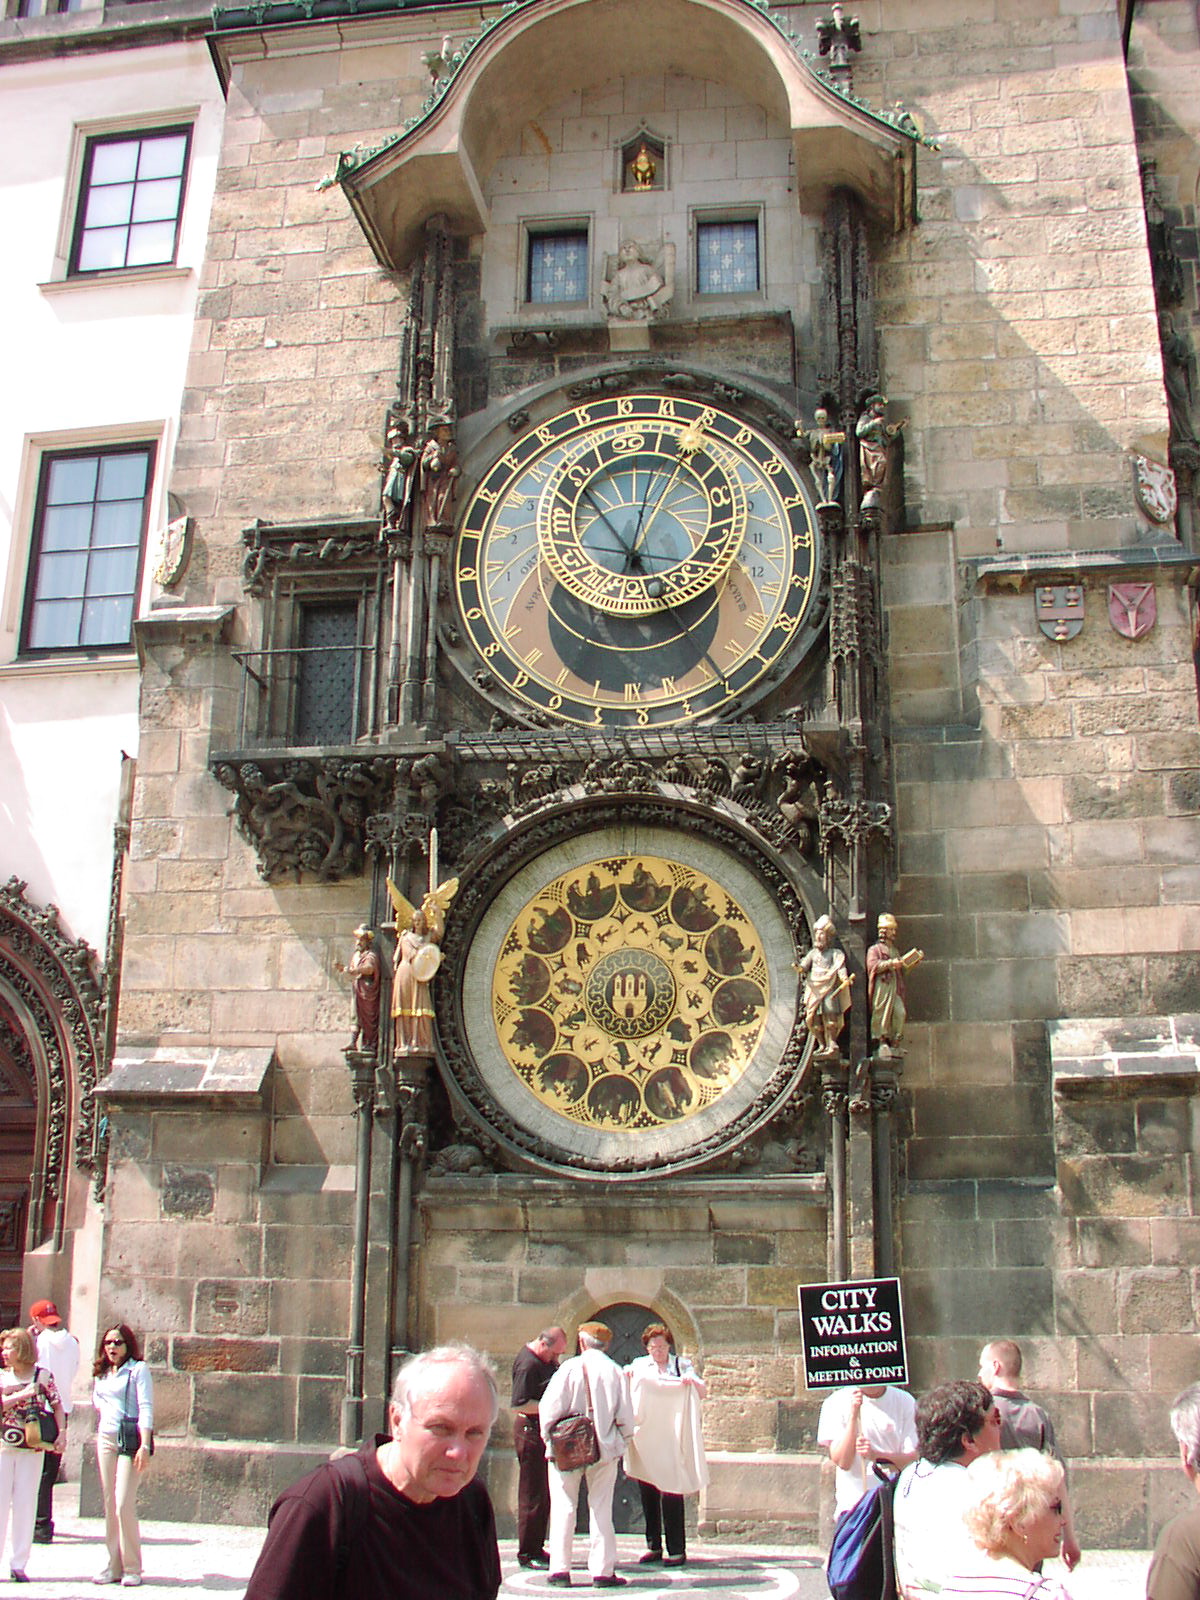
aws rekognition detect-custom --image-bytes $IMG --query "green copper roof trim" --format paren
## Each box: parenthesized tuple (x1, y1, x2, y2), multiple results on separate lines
(213, 0, 465, 28)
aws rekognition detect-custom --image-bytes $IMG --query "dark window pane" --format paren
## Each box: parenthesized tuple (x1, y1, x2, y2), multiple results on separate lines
(295, 604, 358, 745)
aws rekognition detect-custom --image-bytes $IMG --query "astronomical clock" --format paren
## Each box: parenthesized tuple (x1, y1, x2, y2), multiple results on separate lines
(415, 369, 856, 1182)
(453, 392, 823, 730)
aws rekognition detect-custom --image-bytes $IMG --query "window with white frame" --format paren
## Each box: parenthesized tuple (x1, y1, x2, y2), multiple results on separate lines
(21, 445, 155, 654)
(526, 227, 590, 305)
(16, 0, 83, 14)
(68, 126, 191, 275)
(695, 217, 761, 295)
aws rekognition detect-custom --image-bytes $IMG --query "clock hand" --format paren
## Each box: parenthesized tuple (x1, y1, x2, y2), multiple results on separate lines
(649, 578, 730, 689)
(631, 419, 707, 558)
(579, 487, 642, 569)
(630, 463, 663, 548)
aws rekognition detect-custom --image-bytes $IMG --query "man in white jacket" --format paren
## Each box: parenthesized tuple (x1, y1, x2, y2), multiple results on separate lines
(29, 1299, 80, 1544)
(539, 1322, 634, 1589)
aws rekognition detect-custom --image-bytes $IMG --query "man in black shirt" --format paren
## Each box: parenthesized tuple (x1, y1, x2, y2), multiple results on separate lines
(511, 1326, 567, 1567)
(244, 1345, 501, 1600)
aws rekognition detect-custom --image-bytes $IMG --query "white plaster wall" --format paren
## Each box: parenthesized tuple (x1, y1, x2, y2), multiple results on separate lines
(481, 72, 818, 332)
(0, 38, 225, 948)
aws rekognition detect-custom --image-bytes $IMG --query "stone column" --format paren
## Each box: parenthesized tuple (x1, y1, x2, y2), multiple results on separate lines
(341, 1045, 376, 1446)
(869, 1052, 903, 1278)
(390, 1056, 431, 1383)
(821, 1064, 849, 1278)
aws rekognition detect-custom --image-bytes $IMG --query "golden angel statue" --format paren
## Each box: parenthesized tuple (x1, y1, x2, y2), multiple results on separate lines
(386, 875, 459, 1056)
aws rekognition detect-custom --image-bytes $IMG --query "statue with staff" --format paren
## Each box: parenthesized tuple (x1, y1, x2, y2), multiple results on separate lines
(794, 914, 853, 1058)
(334, 924, 381, 1050)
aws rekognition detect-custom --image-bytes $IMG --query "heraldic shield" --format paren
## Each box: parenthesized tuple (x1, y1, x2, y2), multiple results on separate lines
(1108, 582, 1156, 640)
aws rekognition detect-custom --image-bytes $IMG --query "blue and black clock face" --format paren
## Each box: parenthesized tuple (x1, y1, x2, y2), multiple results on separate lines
(455, 391, 821, 729)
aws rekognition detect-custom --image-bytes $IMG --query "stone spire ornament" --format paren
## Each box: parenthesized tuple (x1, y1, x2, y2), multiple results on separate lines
(816, 5, 861, 90)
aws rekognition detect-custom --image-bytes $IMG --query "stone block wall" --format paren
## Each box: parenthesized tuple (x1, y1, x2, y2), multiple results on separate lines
(871, 0, 1200, 1520)
(94, 1069, 355, 1519)
(839, 0, 1166, 558)
(417, 1176, 828, 1538)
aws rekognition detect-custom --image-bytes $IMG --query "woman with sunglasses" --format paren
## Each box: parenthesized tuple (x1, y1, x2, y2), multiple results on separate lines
(92, 1324, 154, 1587)
(940, 1448, 1075, 1599)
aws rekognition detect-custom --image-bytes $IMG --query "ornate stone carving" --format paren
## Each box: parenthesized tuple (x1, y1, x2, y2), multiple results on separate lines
(819, 1063, 849, 1118)
(1132, 456, 1177, 527)
(602, 239, 675, 321)
(856, 394, 905, 514)
(0, 877, 104, 1199)
(151, 512, 193, 589)
(240, 519, 381, 595)
(213, 757, 396, 883)
(396, 1059, 431, 1160)
(816, 4, 861, 83)
(774, 749, 821, 855)
(381, 411, 418, 535)
(818, 788, 892, 855)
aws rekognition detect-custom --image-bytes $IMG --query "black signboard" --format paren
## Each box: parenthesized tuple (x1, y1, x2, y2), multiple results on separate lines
(798, 1276, 908, 1390)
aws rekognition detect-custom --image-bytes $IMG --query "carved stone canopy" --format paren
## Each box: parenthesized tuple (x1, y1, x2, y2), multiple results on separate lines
(328, 0, 918, 269)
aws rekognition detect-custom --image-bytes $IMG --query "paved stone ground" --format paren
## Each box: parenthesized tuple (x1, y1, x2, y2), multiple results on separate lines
(6, 1504, 1151, 1600)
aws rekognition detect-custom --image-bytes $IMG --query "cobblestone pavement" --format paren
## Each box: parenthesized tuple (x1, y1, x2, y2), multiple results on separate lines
(6, 1505, 1151, 1599)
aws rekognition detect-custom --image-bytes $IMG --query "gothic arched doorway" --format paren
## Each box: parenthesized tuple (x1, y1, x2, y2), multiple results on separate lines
(0, 1013, 36, 1325)
(0, 877, 106, 1322)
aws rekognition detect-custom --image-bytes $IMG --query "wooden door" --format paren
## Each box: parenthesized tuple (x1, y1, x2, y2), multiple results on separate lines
(0, 1039, 36, 1326)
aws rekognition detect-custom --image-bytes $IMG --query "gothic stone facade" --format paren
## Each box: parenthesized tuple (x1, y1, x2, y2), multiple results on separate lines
(97, 0, 1200, 1545)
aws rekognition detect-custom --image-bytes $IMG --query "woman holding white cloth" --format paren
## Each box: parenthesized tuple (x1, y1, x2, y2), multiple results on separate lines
(624, 1323, 707, 1567)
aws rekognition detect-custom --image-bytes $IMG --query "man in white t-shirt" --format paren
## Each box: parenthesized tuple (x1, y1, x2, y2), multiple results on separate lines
(29, 1299, 80, 1544)
(817, 1384, 919, 1520)
(892, 1380, 1002, 1600)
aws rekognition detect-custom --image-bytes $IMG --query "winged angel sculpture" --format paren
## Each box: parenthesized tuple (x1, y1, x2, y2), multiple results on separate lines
(386, 875, 459, 1056)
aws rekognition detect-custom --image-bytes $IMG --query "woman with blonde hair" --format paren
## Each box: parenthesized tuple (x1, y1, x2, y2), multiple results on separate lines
(941, 1448, 1074, 1599)
(0, 1326, 66, 1582)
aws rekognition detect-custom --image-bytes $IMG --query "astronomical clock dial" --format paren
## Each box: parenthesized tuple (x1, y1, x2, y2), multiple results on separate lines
(455, 392, 821, 729)
(457, 822, 800, 1173)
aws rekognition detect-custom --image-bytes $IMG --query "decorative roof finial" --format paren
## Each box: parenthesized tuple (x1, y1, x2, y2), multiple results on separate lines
(816, 4, 861, 90)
